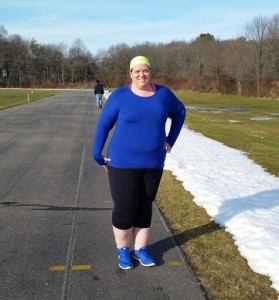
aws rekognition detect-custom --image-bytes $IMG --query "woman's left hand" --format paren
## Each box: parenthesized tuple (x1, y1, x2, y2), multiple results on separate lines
(165, 142, 171, 153)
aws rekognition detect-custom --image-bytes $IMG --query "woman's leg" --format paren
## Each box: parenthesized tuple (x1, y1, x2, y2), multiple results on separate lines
(113, 226, 132, 248)
(131, 168, 163, 267)
(132, 226, 155, 267)
(132, 227, 150, 250)
(113, 225, 133, 269)
(133, 168, 163, 249)
(108, 167, 141, 248)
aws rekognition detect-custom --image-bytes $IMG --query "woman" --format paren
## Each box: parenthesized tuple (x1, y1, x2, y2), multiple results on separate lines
(92, 56, 186, 269)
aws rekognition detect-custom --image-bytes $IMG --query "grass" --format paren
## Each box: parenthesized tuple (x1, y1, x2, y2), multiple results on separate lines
(155, 91, 279, 299)
(0, 88, 64, 109)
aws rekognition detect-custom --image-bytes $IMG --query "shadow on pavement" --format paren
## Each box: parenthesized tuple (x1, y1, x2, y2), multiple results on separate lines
(149, 220, 220, 266)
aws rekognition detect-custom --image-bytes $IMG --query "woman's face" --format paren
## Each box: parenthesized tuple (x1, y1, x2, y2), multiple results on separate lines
(130, 64, 151, 88)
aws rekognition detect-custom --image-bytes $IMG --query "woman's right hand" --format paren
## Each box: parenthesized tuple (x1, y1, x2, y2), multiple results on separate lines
(103, 157, 111, 172)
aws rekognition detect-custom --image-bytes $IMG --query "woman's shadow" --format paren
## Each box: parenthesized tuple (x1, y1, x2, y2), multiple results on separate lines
(148, 220, 220, 266)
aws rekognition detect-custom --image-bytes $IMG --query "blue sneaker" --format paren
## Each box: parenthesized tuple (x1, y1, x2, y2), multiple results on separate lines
(132, 247, 156, 267)
(117, 246, 133, 270)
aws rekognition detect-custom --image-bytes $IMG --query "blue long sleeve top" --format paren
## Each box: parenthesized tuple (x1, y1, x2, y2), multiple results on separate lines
(92, 84, 186, 168)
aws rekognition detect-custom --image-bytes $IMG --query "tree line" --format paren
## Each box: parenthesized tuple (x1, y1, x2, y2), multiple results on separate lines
(1, 12, 279, 98)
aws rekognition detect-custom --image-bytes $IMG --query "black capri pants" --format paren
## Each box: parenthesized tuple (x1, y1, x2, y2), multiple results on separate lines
(108, 167, 163, 230)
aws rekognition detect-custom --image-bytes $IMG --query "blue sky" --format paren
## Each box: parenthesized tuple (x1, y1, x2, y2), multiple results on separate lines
(0, 0, 278, 55)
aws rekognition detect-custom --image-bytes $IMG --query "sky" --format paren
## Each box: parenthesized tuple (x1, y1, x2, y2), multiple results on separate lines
(0, 0, 278, 55)
(163, 119, 279, 294)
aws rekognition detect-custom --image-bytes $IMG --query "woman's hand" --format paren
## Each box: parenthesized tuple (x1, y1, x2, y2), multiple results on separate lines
(103, 157, 111, 172)
(165, 142, 171, 153)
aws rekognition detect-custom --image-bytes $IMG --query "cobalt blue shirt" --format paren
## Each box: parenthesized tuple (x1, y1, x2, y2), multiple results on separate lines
(92, 84, 186, 168)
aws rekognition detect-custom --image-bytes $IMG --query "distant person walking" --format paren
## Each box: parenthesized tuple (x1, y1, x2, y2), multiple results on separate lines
(94, 80, 104, 108)
(92, 56, 186, 270)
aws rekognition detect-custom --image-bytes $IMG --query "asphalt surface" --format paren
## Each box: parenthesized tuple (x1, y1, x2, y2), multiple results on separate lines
(0, 91, 208, 300)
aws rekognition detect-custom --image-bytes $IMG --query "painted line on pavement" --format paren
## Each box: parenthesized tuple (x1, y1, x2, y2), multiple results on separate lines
(167, 261, 184, 267)
(61, 97, 93, 300)
(49, 265, 92, 271)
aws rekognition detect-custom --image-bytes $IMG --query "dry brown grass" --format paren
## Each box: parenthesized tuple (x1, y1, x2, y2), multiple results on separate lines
(156, 170, 279, 300)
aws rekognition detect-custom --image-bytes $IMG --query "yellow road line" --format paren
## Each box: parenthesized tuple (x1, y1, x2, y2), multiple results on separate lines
(72, 265, 92, 270)
(49, 266, 66, 271)
(49, 265, 92, 271)
(167, 261, 184, 267)
(49, 262, 182, 271)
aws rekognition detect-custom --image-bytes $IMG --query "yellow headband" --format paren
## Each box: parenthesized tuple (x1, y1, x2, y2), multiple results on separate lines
(130, 56, 151, 70)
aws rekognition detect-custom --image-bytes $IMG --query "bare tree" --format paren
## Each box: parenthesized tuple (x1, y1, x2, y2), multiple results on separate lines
(190, 33, 216, 91)
(268, 13, 279, 80)
(205, 39, 224, 91)
(245, 16, 271, 97)
(96, 43, 131, 83)
(5, 34, 29, 87)
(0, 25, 8, 84)
(67, 39, 94, 83)
(224, 38, 251, 96)
(173, 42, 193, 78)
(0, 25, 7, 40)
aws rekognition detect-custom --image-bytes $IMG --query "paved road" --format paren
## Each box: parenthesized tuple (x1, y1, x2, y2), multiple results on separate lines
(0, 91, 208, 300)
